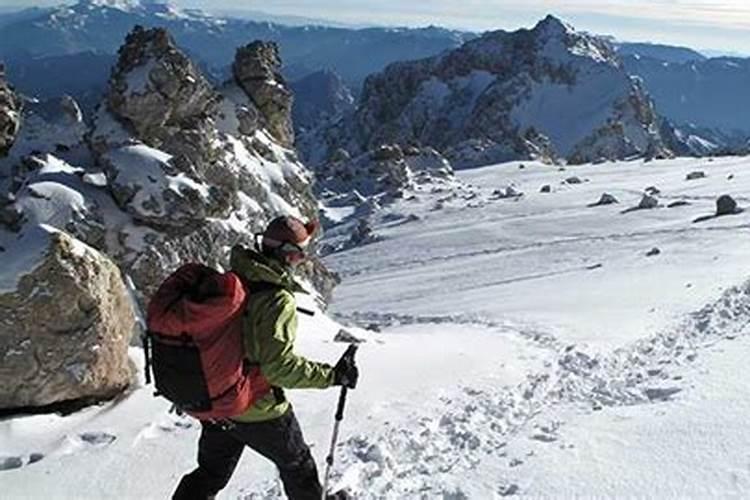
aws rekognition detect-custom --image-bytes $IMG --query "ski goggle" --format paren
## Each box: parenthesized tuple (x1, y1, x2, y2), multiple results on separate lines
(278, 241, 308, 257)
(260, 235, 310, 257)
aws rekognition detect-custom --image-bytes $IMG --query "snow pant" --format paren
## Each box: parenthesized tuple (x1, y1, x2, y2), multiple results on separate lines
(172, 408, 323, 500)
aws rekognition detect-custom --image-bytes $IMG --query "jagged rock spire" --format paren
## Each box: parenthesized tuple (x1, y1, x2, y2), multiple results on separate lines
(233, 41, 295, 148)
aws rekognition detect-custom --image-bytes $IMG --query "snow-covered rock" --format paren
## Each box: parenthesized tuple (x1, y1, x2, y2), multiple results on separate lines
(492, 185, 523, 199)
(6, 154, 107, 247)
(318, 145, 455, 200)
(0, 225, 134, 410)
(101, 143, 221, 227)
(0, 65, 21, 157)
(9, 95, 87, 159)
(311, 15, 673, 168)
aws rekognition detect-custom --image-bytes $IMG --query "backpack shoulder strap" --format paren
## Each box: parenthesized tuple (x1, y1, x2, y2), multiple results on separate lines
(247, 280, 282, 294)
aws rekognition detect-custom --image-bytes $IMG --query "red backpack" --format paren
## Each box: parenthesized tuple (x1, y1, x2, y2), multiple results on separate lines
(144, 263, 271, 419)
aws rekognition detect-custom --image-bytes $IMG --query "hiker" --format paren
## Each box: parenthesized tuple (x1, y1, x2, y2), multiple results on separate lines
(171, 215, 359, 500)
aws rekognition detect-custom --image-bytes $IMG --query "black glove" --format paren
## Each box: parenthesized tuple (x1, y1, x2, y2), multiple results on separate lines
(333, 350, 359, 389)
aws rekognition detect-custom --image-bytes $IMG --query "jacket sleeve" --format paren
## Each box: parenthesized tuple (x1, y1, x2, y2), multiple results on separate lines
(255, 291, 334, 389)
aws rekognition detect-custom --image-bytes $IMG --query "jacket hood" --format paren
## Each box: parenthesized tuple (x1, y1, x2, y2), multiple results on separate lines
(230, 245, 307, 294)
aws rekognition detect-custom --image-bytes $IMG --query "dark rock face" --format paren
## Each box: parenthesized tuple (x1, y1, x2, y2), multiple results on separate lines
(0, 65, 21, 157)
(290, 69, 355, 133)
(233, 41, 294, 148)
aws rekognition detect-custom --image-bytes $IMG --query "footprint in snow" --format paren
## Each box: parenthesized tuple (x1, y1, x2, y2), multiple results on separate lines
(58, 431, 117, 455)
(79, 432, 117, 446)
(0, 452, 46, 470)
(0, 455, 24, 471)
(137, 415, 194, 441)
(497, 483, 520, 496)
(530, 433, 557, 443)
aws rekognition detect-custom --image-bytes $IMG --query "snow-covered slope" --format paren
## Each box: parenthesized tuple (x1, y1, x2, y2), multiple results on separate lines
(3, 156, 749, 498)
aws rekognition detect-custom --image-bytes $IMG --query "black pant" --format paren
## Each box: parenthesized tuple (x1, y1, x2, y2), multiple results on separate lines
(172, 409, 323, 500)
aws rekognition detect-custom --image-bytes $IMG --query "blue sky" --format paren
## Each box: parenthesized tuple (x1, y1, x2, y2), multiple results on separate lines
(3, 0, 750, 55)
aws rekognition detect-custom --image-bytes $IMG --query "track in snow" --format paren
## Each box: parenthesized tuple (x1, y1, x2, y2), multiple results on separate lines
(321, 280, 750, 498)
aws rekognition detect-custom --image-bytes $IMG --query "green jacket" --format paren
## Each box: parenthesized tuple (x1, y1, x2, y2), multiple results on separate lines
(229, 245, 334, 422)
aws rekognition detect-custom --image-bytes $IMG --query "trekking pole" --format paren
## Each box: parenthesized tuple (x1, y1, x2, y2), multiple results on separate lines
(322, 344, 358, 499)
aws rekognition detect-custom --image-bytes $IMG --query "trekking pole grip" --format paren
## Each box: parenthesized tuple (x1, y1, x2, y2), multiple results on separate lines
(334, 344, 357, 420)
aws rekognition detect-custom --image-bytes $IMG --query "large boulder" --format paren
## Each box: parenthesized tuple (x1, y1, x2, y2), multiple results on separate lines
(233, 41, 295, 148)
(0, 226, 135, 409)
(0, 65, 21, 157)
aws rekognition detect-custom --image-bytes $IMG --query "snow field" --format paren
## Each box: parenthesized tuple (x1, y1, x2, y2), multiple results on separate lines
(2, 156, 750, 498)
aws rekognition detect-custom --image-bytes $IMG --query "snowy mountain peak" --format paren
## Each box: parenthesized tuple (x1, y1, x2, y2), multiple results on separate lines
(533, 14, 574, 38)
(75, 0, 186, 18)
(528, 14, 618, 66)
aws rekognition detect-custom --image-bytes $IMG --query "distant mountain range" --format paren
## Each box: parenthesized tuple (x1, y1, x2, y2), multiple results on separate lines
(0, 0, 748, 157)
(0, 0, 472, 90)
(621, 53, 750, 135)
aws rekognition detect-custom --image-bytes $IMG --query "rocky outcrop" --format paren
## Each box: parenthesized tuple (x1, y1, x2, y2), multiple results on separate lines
(107, 25, 219, 146)
(0, 226, 134, 410)
(0, 65, 21, 157)
(91, 27, 232, 233)
(233, 41, 294, 148)
(1, 26, 327, 303)
(568, 80, 673, 164)
(308, 15, 673, 168)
